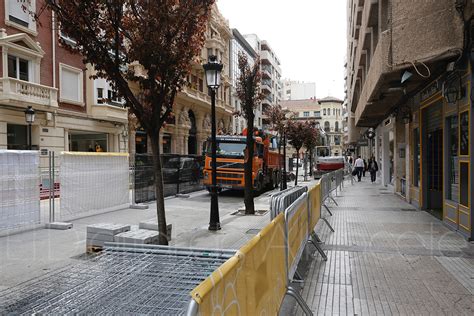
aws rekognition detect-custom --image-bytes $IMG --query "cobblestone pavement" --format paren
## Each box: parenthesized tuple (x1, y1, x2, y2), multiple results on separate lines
(297, 177, 474, 316)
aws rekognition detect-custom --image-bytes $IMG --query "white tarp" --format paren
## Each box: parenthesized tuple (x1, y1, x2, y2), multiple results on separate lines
(60, 152, 129, 220)
(0, 150, 40, 230)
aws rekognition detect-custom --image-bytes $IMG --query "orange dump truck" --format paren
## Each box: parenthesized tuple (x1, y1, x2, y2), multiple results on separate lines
(203, 135, 282, 192)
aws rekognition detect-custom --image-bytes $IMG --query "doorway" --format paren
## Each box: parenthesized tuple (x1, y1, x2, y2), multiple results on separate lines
(188, 110, 197, 155)
(422, 100, 443, 219)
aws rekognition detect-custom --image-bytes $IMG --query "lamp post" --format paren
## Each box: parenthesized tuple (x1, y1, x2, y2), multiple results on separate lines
(24, 106, 35, 150)
(203, 55, 223, 231)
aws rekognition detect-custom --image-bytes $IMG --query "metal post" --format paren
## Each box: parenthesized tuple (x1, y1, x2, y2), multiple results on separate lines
(176, 155, 181, 195)
(28, 123, 32, 150)
(48, 151, 52, 222)
(282, 132, 287, 190)
(52, 153, 55, 222)
(209, 89, 220, 231)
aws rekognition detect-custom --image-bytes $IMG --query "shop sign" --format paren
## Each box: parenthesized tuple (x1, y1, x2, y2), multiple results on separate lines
(420, 80, 440, 102)
(358, 139, 369, 146)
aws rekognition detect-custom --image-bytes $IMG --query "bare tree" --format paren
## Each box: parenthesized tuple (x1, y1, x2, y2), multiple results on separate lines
(235, 53, 265, 214)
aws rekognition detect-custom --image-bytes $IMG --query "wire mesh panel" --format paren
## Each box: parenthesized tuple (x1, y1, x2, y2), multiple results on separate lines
(134, 154, 204, 203)
(60, 153, 129, 221)
(0, 244, 235, 315)
(0, 150, 40, 231)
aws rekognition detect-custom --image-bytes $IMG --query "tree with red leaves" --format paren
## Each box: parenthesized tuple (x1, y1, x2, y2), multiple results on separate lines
(287, 120, 318, 186)
(265, 104, 291, 190)
(41, 0, 215, 245)
(303, 121, 321, 177)
(235, 53, 265, 215)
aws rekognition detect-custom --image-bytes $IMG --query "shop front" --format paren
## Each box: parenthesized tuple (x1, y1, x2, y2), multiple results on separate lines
(408, 70, 472, 239)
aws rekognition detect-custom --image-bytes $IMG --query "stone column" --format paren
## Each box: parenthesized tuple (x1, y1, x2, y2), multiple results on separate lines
(129, 129, 136, 156)
(64, 129, 69, 151)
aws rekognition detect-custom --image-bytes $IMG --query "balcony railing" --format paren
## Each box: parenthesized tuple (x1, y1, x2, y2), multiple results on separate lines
(0, 78, 58, 108)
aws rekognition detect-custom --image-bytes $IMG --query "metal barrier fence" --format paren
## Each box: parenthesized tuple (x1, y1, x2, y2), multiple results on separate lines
(188, 168, 346, 316)
(0, 244, 234, 315)
(270, 185, 308, 220)
(133, 154, 204, 203)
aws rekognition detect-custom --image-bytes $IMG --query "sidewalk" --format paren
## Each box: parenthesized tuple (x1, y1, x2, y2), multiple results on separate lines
(297, 177, 474, 315)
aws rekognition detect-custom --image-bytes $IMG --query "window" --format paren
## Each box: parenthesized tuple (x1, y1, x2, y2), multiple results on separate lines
(333, 109, 336, 116)
(60, 64, 83, 104)
(107, 89, 121, 104)
(97, 88, 104, 104)
(7, 124, 27, 150)
(324, 121, 330, 133)
(314, 111, 319, 117)
(335, 121, 339, 132)
(334, 136, 340, 145)
(8, 55, 29, 81)
(413, 128, 420, 187)
(8, 0, 30, 27)
(303, 111, 309, 117)
(323, 109, 326, 115)
(446, 116, 459, 202)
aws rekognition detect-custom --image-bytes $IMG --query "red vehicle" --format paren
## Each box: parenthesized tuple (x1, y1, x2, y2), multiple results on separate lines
(203, 134, 282, 192)
(313, 146, 345, 178)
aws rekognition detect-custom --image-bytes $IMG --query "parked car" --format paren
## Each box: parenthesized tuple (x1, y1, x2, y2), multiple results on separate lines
(162, 157, 201, 184)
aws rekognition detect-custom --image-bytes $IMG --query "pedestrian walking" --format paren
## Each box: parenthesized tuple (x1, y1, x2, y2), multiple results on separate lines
(353, 156, 364, 182)
(363, 159, 367, 177)
(368, 156, 379, 183)
(348, 156, 353, 165)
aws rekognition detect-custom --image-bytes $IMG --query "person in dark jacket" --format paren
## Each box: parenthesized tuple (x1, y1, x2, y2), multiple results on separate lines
(368, 157, 379, 183)
(363, 159, 367, 177)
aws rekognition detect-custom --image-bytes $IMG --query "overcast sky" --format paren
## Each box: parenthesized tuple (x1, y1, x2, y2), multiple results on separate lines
(217, 0, 347, 100)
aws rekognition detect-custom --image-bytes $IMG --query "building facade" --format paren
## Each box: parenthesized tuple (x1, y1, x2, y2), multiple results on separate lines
(131, 5, 233, 156)
(230, 28, 257, 135)
(281, 80, 316, 100)
(0, 0, 128, 165)
(244, 34, 282, 132)
(281, 96, 344, 157)
(345, 0, 473, 240)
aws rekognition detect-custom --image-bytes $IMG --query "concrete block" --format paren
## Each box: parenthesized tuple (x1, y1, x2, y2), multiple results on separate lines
(130, 204, 149, 210)
(86, 233, 115, 242)
(138, 221, 172, 240)
(45, 222, 73, 230)
(86, 223, 130, 236)
(114, 229, 160, 244)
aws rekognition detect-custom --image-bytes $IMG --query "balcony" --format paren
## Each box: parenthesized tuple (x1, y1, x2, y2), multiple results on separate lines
(0, 78, 58, 108)
(260, 50, 272, 64)
(261, 79, 272, 94)
(261, 65, 272, 79)
(91, 102, 128, 123)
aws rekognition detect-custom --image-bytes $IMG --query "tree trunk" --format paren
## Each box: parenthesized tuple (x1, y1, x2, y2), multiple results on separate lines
(309, 149, 313, 176)
(244, 117, 255, 215)
(150, 130, 169, 245)
(295, 150, 299, 186)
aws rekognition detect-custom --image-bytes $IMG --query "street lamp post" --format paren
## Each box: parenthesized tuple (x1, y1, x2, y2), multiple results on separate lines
(24, 106, 35, 150)
(282, 131, 287, 190)
(203, 55, 223, 231)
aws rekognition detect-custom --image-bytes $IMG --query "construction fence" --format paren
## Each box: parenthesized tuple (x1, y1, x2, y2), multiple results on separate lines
(0, 150, 207, 235)
(0, 167, 347, 314)
(187, 168, 346, 315)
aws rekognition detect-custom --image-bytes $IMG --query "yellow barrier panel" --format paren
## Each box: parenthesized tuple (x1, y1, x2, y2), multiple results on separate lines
(190, 213, 287, 315)
(308, 184, 321, 231)
(286, 197, 308, 274)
